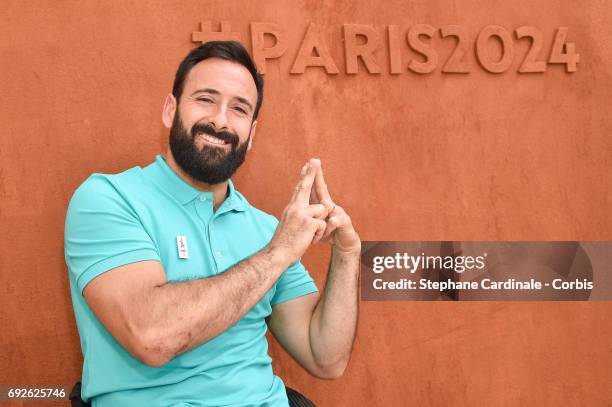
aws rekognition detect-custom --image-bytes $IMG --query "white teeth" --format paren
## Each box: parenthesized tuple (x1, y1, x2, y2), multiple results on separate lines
(198, 134, 228, 145)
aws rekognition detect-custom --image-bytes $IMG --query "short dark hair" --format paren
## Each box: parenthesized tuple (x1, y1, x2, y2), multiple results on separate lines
(172, 41, 264, 120)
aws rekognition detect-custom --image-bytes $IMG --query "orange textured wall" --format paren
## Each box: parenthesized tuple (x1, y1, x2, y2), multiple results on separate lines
(1, 1, 611, 406)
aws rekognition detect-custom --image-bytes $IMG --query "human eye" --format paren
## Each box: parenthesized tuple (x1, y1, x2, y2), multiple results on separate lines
(197, 96, 214, 103)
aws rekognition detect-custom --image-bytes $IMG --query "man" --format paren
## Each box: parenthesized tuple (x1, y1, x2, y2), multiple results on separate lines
(64, 41, 360, 406)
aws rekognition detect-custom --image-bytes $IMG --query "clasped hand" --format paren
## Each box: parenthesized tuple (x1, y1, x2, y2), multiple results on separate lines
(270, 158, 361, 264)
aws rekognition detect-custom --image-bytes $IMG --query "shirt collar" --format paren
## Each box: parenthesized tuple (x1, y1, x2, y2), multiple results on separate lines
(147, 155, 248, 212)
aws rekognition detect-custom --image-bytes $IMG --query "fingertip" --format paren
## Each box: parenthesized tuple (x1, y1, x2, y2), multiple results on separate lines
(306, 161, 319, 177)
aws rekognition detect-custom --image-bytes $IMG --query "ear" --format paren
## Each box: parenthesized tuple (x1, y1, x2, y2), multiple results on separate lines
(247, 120, 257, 151)
(162, 94, 177, 128)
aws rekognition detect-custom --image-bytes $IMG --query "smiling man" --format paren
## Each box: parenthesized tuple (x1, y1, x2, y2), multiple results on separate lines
(64, 41, 360, 407)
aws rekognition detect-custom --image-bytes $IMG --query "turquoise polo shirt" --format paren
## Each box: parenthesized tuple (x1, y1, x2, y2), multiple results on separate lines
(64, 155, 318, 407)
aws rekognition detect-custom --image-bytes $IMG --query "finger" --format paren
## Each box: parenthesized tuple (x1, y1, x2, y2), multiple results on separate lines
(314, 162, 333, 210)
(312, 219, 327, 244)
(291, 159, 319, 206)
(304, 203, 327, 219)
(330, 204, 345, 215)
(324, 203, 343, 222)
(313, 227, 324, 244)
(321, 215, 341, 241)
(290, 162, 309, 203)
(309, 182, 318, 205)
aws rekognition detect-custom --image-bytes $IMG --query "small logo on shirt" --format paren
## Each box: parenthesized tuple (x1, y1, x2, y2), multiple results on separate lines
(176, 236, 189, 259)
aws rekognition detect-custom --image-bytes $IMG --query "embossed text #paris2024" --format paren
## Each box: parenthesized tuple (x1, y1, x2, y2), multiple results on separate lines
(193, 22, 579, 75)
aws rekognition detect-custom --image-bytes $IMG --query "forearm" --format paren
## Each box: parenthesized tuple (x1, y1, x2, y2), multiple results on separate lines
(310, 246, 360, 374)
(138, 246, 289, 365)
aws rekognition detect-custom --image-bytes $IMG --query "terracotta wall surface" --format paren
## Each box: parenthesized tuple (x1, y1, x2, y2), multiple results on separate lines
(1, 0, 611, 406)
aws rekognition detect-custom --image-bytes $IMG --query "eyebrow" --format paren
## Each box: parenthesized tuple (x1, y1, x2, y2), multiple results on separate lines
(192, 88, 254, 113)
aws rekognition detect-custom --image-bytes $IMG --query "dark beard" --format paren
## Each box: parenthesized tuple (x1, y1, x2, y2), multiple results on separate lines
(169, 114, 250, 185)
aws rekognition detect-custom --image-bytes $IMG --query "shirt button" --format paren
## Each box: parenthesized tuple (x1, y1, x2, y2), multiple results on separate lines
(199, 195, 207, 202)
(216, 251, 223, 258)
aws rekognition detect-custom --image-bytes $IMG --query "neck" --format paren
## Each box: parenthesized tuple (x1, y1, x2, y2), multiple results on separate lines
(164, 149, 229, 211)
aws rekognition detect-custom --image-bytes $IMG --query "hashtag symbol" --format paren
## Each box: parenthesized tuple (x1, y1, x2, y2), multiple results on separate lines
(192, 21, 242, 44)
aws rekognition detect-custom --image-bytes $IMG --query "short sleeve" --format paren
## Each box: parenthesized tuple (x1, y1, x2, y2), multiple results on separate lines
(64, 174, 160, 294)
(271, 260, 318, 305)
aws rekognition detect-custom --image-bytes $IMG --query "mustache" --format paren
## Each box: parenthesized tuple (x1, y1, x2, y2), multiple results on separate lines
(191, 122, 239, 146)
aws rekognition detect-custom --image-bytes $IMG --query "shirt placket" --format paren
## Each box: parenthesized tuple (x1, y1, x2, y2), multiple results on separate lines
(194, 192, 222, 274)
(209, 199, 237, 273)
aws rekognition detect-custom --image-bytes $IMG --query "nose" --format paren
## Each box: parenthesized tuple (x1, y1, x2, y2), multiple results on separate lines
(209, 105, 229, 131)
